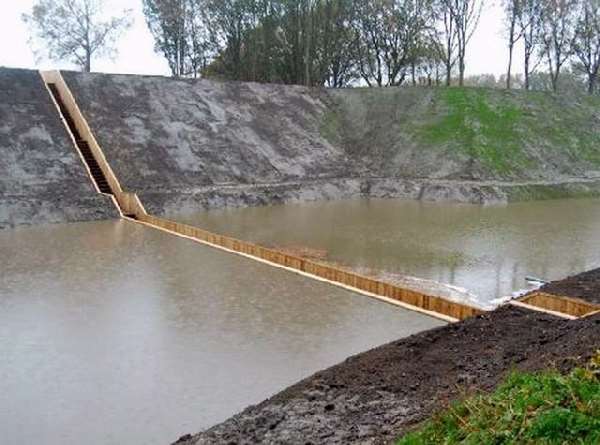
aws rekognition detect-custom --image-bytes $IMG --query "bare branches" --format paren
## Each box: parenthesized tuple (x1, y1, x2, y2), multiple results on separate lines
(539, 0, 578, 91)
(22, 0, 133, 72)
(143, 0, 212, 78)
(572, 0, 600, 93)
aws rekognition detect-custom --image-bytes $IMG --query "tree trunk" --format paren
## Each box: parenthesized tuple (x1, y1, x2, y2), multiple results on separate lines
(506, 14, 516, 90)
(85, 50, 91, 73)
(524, 52, 530, 90)
(304, 2, 312, 86)
(588, 72, 597, 95)
(507, 40, 514, 89)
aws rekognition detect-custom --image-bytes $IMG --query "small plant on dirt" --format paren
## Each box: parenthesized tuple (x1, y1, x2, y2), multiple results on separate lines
(397, 352, 600, 445)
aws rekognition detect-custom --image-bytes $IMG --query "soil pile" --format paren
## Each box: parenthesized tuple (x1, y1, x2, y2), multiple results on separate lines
(541, 268, 600, 305)
(176, 306, 600, 444)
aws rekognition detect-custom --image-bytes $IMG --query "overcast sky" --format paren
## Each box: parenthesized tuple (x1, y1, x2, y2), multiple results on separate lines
(0, 0, 523, 78)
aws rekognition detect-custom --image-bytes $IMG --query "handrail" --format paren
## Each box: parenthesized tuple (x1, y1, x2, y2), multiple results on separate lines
(41, 68, 485, 322)
(40, 70, 147, 219)
(137, 213, 484, 321)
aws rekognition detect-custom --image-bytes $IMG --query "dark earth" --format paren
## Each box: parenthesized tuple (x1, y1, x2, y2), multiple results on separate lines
(541, 268, 600, 305)
(175, 303, 600, 444)
(0, 67, 117, 228)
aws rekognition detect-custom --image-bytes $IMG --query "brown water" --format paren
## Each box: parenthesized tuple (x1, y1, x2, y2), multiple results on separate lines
(172, 198, 600, 305)
(0, 220, 442, 445)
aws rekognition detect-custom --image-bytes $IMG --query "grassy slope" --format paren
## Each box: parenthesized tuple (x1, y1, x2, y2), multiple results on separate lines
(397, 353, 600, 445)
(325, 87, 600, 180)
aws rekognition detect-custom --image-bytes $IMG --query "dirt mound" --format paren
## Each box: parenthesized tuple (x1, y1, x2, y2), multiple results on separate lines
(541, 268, 600, 305)
(176, 306, 600, 444)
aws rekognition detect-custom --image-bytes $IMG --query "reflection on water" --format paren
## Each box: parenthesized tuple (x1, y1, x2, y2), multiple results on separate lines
(0, 220, 442, 445)
(172, 198, 600, 303)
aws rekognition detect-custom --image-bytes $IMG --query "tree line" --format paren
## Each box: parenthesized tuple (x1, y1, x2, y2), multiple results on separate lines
(22, 0, 600, 94)
(141, 0, 484, 88)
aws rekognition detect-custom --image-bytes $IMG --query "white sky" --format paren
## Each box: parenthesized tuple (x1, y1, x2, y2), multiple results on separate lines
(0, 0, 524, 78)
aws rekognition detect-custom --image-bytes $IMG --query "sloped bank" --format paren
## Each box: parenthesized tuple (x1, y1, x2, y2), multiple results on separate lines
(174, 265, 600, 444)
(62, 72, 600, 215)
(0, 67, 118, 229)
(146, 177, 600, 214)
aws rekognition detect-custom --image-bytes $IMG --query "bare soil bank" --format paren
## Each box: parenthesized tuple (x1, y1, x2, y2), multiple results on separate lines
(175, 305, 600, 444)
(541, 268, 600, 305)
(0, 68, 118, 229)
(62, 72, 600, 214)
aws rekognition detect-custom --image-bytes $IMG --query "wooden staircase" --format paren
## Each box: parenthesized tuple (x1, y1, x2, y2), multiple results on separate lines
(47, 83, 113, 196)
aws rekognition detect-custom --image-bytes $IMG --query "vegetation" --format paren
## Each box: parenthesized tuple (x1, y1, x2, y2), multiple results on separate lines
(420, 88, 527, 174)
(397, 352, 600, 445)
(22, 0, 133, 72)
(21, 0, 600, 94)
(134, 0, 600, 94)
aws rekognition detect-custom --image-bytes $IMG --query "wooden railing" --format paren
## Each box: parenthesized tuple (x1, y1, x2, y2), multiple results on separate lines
(139, 214, 484, 321)
(40, 70, 147, 219)
(517, 291, 600, 318)
(42, 68, 485, 322)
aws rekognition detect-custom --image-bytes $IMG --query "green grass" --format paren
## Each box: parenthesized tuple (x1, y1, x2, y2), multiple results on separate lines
(397, 352, 600, 445)
(507, 183, 600, 202)
(329, 85, 600, 179)
(420, 88, 528, 174)
(320, 107, 343, 146)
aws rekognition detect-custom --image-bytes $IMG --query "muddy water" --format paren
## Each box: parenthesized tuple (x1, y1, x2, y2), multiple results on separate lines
(172, 198, 600, 304)
(0, 220, 442, 445)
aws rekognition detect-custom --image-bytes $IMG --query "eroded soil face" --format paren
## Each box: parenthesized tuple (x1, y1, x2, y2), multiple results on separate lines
(179, 306, 600, 444)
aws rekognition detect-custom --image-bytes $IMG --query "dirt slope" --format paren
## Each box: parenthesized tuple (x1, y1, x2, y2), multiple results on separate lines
(177, 306, 600, 445)
(0, 67, 118, 229)
(329, 87, 600, 181)
(63, 71, 600, 214)
(63, 71, 354, 213)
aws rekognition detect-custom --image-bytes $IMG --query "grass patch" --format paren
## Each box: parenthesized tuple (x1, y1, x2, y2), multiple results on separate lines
(397, 352, 600, 445)
(507, 183, 600, 202)
(320, 107, 343, 146)
(419, 88, 528, 174)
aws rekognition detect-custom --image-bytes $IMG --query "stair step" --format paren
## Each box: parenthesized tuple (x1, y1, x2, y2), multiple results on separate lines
(47, 83, 114, 196)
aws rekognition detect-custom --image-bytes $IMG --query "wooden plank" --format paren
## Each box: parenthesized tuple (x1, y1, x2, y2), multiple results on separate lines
(139, 214, 484, 321)
(40, 70, 147, 219)
(44, 69, 484, 322)
(518, 291, 599, 318)
(509, 300, 578, 320)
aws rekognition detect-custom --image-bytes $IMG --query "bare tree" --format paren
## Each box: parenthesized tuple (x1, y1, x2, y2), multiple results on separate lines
(518, 0, 543, 89)
(539, 0, 578, 92)
(22, 0, 132, 72)
(503, 0, 524, 88)
(143, 0, 211, 77)
(352, 0, 433, 87)
(572, 0, 600, 94)
(435, 0, 459, 85)
(447, 0, 483, 86)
